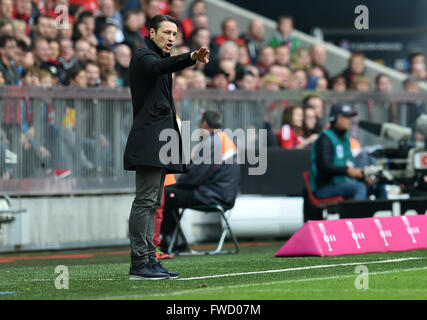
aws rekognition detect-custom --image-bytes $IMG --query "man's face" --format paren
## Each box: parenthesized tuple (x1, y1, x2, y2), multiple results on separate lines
(170, 0, 184, 18)
(34, 40, 50, 63)
(102, 25, 117, 45)
(250, 19, 264, 40)
(15, 0, 31, 15)
(350, 56, 364, 74)
(150, 21, 177, 54)
(223, 19, 239, 40)
(377, 76, 391, 92)
(0, 0, 13, 17)
(146, 0, 160, 18)
(37, 17, 52, 38)
(258, 47, 275, 68)
(275, 46, 290, 65)
(270, 65, 290, 87)
(194, 29, 210, 48)
(98, 51, 115, 71)
(335, 114, 353, 131)
(60, 39, 74, 60)
(85, 64, 100, 85)
(125, 13, 142, 32)
(0, 39, 16, 61)
(279, 18, 293, 36)
(101, 0, 115, 18)
(75, 40, 90, 61)
(115, 45, 131, 68)
(312, 44, 326, 66)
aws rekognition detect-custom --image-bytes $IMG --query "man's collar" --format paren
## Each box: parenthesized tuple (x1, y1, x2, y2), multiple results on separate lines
(331, 125, 348, 138)
(144, 36, 170, 57)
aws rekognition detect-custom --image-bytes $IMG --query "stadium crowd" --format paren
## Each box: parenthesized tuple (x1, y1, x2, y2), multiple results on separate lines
(0, 0, 426, 180)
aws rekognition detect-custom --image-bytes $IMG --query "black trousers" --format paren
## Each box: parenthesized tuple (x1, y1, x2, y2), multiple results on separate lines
(160, 185, 204, 251)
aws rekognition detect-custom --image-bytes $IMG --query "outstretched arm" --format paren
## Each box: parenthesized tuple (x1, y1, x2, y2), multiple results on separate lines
(132, 47, 210, 76)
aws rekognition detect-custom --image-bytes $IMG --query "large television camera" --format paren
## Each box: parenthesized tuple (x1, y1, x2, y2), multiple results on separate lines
(359, 114, 427, 196)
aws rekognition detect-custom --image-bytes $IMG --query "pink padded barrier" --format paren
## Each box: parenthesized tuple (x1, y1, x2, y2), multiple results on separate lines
(274, 215, 427, 257)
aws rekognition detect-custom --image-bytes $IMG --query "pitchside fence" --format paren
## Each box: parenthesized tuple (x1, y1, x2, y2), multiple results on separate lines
(0, 86, 426, 195)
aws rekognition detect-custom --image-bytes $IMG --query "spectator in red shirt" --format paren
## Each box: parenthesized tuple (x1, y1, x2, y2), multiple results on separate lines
(278, 105, 311, 149)
(212, 17, 245, 58)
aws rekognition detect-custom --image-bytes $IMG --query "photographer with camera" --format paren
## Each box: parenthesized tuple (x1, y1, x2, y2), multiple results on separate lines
(309, 104, 378, 201)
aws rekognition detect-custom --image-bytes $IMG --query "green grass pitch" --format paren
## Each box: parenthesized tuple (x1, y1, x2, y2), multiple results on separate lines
(0, 241, 426, 300)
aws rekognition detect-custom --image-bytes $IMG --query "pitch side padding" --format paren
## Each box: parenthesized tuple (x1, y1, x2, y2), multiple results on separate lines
(274, 215, 427, 257)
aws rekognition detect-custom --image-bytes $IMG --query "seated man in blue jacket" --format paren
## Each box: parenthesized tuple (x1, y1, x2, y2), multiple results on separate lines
(160, 110, 240, 251)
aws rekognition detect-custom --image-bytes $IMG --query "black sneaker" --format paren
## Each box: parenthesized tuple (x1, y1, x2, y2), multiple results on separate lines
(129, 263, 170, 280)
(150, 261, 180, 279)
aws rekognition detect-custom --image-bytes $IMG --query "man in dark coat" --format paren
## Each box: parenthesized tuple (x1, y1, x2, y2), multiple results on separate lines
(124, 14, 209, 280)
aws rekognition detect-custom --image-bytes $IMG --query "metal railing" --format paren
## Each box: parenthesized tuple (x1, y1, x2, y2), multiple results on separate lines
(1, 86, 426, 195)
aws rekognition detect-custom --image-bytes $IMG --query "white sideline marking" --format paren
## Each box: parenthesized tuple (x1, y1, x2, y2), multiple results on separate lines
(178, 257, 423, 281)
(0, 257, 424, 286)
(118, 266, 427, 299)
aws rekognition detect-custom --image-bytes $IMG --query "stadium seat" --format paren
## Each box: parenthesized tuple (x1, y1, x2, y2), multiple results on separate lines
(302, 171, 345, 207)
(302, 171, 345, 220)
(167, 204, 240, 256)
(0, 194, 26, 227)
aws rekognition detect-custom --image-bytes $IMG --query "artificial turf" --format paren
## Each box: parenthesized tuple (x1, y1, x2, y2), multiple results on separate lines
(0, 241, 426, 300)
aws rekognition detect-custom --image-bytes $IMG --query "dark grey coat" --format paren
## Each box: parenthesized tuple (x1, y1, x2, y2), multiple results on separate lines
(124, 37, 196, 173)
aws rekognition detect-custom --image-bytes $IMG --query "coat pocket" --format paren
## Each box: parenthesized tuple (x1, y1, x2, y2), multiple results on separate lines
(152, 102, 171, 117)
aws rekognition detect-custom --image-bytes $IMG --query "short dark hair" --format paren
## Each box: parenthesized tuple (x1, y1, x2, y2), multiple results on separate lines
(96, 44, 112, 54)
(124, 9, 143, 22)
(17, 39, 29, 52)
(78, 10, 94, 21)
(65, 65, 85, 85)
(30, 36, 48, 51)
(408, 52, 424, 64)
(101, 22, 118, 34)
(201, 110, 222, 129)
(0, 35, 15, 48)
(149, 14, 178, 32)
